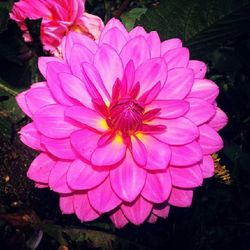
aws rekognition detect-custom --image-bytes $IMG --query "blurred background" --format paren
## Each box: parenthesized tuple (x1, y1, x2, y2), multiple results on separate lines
(0, 0, 250, 249)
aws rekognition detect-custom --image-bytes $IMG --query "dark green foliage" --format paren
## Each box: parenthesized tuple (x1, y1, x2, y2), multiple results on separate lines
(0, 0, 250, 249)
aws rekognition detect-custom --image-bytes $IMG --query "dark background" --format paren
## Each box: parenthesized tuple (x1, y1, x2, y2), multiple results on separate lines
(0, 0, 250, 249)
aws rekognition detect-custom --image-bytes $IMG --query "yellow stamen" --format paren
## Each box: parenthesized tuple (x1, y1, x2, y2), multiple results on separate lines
(114, 134, 123, 144)
(100, 119, 108, 130)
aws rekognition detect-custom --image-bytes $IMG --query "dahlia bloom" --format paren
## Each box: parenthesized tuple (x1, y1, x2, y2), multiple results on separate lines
(10, 0, 104, 52)
(16, 18, 228, 228)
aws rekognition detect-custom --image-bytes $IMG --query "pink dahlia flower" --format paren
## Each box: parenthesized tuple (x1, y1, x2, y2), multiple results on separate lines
(16, 18, 228, 228)
(10, 0, 104, 52)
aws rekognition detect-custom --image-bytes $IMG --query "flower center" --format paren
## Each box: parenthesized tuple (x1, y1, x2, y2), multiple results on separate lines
(109, 99, 144, 133)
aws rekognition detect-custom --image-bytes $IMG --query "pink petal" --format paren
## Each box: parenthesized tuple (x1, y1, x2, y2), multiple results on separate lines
(19, 123, 44, 151)
(122, 60, 135, 94)
(70, 129, 99, 162)
(170, 164, 203, 188)
(27, 153, 56, 183)
(153, 203, 170, 218)
(147, 100, 189, 119)
(65, 105, 107, 132)
(94, 44, 123, 97)
(33, 104, 78, 139)
(121, 196, 153, 225)
(49, 161, 72, 194)
(200, 155, 215, 178)
(16, 90, 32, 117)
(91, 137, 126, 167)
(41, 136, 76, 160)
(141, 170, 172, 203)
(157, 68, 194, 100)
(120, 36, 150, 68)
(25, 87, 56, 114)
(88, 177, 121, 213)
(163, 48, 189, 69)
(170, 141, 203, 166)
(73, 192, 100, 222)
(198, 124, 224, 154)
(188, 79, 219, 103)
(168, 188, 193, 207)
(134, 58, 168, 94)
(161, 38, 182, 55)
(59, 73, 92, 108)
(139, 135, 171, 170)
(38, 56, 62, 78)
(207, 107, 228, 131)
(67, 159, 108, 190)
(154, 117, 199, 145)
(129, 26, 147, 38)
(110, 151, 146, 202)
(110, 209, 129, 228)
(148, 214, 158, 224)
(60, 194, 74, 214)
(147, 31, 161, 57)
(70, 44, 94, 79)
(188, 60, 207, 79)
(46, 61, 73, 106)
(100, 27, 127, 53)
(100, 18, 129, 41)
(185, 98, 216, 125)
(131, 136, 147, 166)
(31, 82, 46, 88)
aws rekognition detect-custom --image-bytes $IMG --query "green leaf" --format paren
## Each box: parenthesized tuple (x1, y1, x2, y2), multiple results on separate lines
(121, 8, 147, 31)
(137, 0, 250, 57)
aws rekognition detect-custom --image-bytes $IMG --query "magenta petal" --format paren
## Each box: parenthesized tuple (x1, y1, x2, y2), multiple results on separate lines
(188, 60, 207, 79)
(120, 36, 150, 68)
(41, 136, 76, 160)
(161, 38, 182, 55)
(141, 170, 172, 203)
(33, 104, 78, 139)
(188, 79, 219, 103)
(94, 44, 123, 97)
(49, 161, 72, 194)
(134, 58, 168, 94)
(65, 106, 106, 132)
(131, 136, 147, 166)
(129, 26, 147, 38)
(46, 61, 73, 106)
(110, 151, 146, 202)
(148, 214, 158, 224)
(200, 155, 215, 178)
(148, 100, 189, 119)
(16, 90, 32, 117)
(154, 117, 199, 145)
(27, 153, 56, 183)
(170, 141, 203, 166)
(198, 124, 224, 154)
(70, 44, 94, 79)
(19, 123, 44, 151)
(122, 60, 135, 94)
(67, 159, 108, 190)
(170, 164, 203, 188)
(71, 129, 99, 162)
(91, 138, 126, 167)
(121, 196, 153, 225)
(30, 82, 46, 88)
(168, 188, 193, 207)
(140, 135, 171, 170)
(25, 87, 56, 114)
(163, 48, 189, 69)
(153, 203, 170, 218)
(147, 31, 161, 57)
(88, 177, 121, 213)
(59, 73, 92, 108)
(38, 56, 62, 78)
(158, 68, 194, 100)
(60, 194, 74, 214)
(208, 107, 228, 131)
(185, 98, 216, 125)
(73, 193, 100, 222)
(110, 209, 129, 228)
(100, 27, 127, 53)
